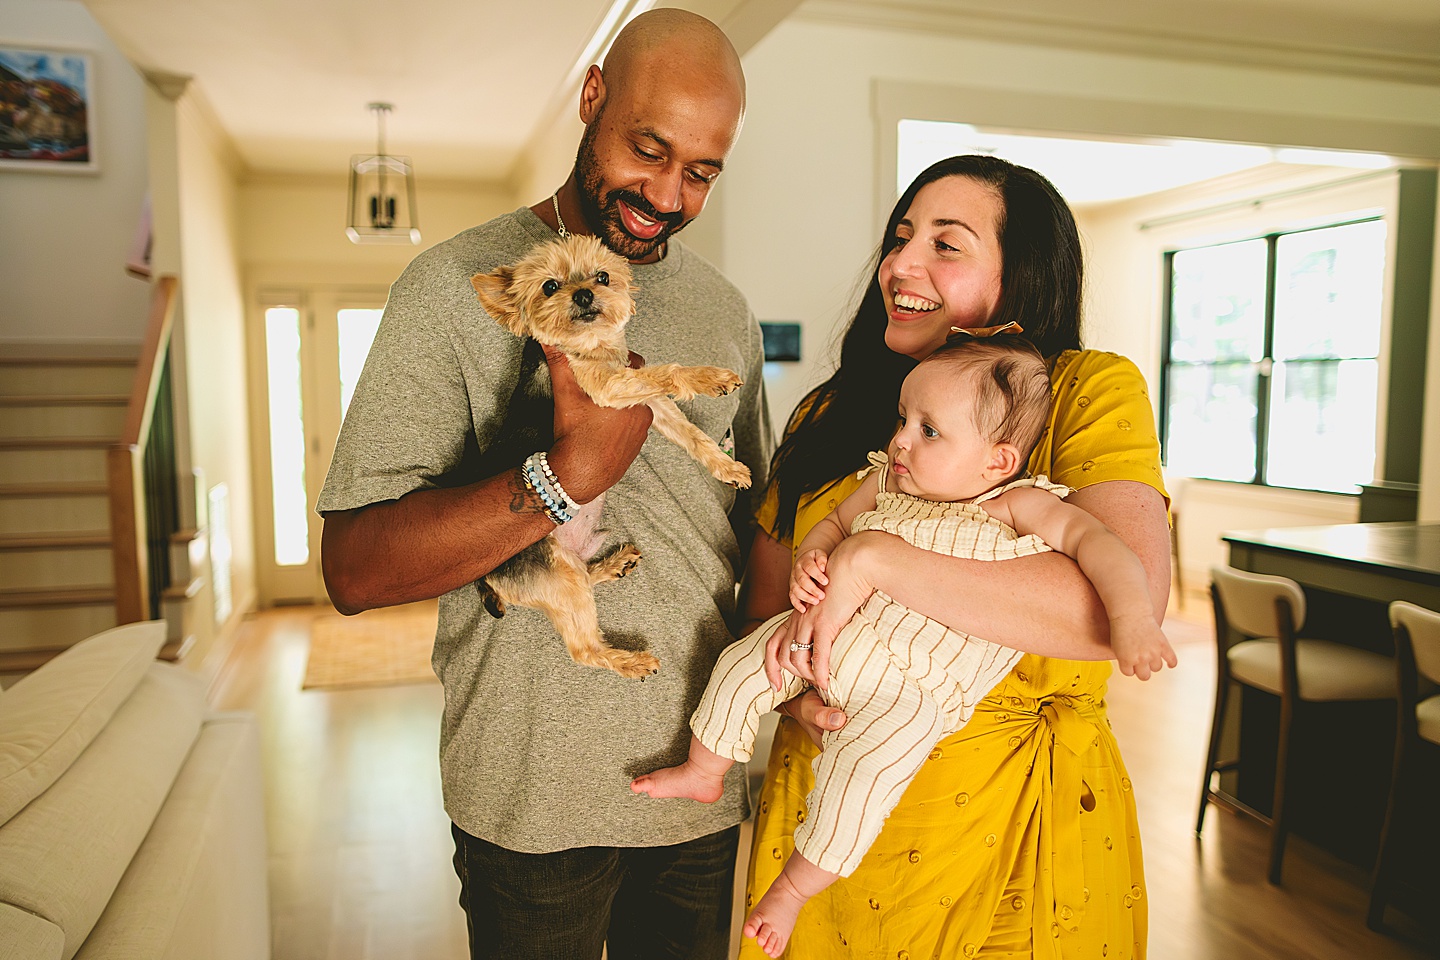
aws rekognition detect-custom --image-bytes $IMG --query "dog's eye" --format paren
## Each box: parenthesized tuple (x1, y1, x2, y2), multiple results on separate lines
(542, 279, 561, 297)
(595, 271, 609, 286)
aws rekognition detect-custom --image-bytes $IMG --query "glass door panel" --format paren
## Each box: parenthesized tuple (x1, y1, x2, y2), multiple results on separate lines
(337, 308, 384, 418)
(264, 307, 310, 567)
(252, 289, 388, 605)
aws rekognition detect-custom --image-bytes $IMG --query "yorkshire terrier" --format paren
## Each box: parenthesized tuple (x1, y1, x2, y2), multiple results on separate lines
(469, 234, 751, 678)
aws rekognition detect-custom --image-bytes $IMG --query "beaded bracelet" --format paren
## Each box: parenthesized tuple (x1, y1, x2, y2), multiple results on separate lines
(535, 452, 579, 516)
(521, 457, 569, 525)
(522, 451, 578, 525)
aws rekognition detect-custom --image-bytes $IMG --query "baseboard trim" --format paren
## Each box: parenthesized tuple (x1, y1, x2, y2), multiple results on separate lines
(203, 587, 259, 701)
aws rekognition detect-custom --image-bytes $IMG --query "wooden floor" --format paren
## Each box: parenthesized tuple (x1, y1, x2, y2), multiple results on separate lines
(211, 596, 1439, 960)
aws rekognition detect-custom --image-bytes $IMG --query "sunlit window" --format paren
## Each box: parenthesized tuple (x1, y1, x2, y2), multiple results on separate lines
(1162, 220, 1385, 493)
(337, 308, 384, 419)
(265, 307, 309, 566)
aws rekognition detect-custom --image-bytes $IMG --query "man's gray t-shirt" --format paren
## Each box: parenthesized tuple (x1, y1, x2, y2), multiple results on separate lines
(317, 208, 773, 852)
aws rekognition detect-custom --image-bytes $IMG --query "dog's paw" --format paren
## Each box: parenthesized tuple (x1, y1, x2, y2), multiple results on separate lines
(615, 545, 642, 577)
(605, 648, 661, 679)
(589, 544, 642, 584)
(476, 581, 506, 618)
(704, 368, 744, 398)
(715, 460, 752, 489)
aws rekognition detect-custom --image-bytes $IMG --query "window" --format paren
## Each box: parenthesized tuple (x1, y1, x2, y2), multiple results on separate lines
(1161, 219, 1386, 493)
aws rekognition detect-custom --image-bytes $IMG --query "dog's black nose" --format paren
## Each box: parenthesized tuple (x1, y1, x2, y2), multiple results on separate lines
(572, 288, 594, 310)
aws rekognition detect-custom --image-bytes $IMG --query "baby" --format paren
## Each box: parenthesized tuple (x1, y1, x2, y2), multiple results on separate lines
(632, 332, 1177, 956)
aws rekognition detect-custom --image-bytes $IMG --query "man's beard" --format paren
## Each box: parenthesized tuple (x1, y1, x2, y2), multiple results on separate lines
(573, 119, 687, 261)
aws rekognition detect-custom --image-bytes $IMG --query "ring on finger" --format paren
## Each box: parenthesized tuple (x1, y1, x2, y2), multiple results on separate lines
(789, 642, 813, 652)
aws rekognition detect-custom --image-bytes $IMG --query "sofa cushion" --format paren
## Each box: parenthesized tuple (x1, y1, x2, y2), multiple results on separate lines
(0, 901, 65, 960)
(0, 662, 204, 960)
(75, 714, 270, 960)
(0, 621, 166, 825)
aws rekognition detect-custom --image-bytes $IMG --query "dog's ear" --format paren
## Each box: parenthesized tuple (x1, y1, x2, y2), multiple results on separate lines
(472, 267, 526, 336)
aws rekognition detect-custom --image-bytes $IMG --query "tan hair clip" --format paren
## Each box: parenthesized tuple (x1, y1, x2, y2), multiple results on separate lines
(948, 321, 1025, 338)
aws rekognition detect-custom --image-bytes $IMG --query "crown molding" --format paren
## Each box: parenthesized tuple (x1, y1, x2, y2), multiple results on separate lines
(177, 81, 245, 176)
(144, 70, 191, 102)
(795, 0, 1440, 86)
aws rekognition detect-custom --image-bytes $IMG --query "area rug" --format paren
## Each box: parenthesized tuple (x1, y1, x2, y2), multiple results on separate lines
(302, 601, 439, 690)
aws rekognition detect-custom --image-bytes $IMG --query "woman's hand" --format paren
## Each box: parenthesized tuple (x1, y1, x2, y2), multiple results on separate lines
(764, 613, 799, 691)
(764, 610, 832, 689)
(777, 690, 848, 748)
(773, 533, 881, 690)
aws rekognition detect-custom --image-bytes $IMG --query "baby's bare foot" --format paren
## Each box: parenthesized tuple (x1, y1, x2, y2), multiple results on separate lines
(743, 874, 809, 958)
(630, 761, 725, 802)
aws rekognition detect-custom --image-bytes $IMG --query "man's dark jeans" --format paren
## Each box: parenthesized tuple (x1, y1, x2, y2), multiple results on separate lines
(451, 822, 738, 960)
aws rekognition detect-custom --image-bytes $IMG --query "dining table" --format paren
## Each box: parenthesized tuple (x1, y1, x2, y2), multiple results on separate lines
(1223, 521, 1440, 629)
(1216, 521, 1440, 871)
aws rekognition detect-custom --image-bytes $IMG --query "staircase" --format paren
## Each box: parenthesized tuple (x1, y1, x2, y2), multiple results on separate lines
(0, 357, 131, 668)
(0, 278, 203, 674)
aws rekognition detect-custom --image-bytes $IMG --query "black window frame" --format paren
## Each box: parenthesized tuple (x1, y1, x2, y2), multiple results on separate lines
(1159, 215, 1384, 493)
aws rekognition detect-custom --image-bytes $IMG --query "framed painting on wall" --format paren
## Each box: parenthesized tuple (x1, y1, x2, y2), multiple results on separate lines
(0, 44, 97, 172)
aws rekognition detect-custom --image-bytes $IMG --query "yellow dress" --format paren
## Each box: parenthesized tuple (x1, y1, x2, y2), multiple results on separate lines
(742, 350, 1168, 960)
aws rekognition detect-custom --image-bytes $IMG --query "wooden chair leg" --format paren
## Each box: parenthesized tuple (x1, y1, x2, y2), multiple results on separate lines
(1368, 712, 1409, 930)
(1196, 676, 1230, 837)
(1268, 694, 1295, 885)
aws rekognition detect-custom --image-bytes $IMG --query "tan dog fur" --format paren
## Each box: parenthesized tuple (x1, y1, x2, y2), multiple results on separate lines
(469, 234, 750, 678)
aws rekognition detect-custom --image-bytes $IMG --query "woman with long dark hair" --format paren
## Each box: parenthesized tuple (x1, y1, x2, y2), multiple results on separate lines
(738, 155, 1170, 959)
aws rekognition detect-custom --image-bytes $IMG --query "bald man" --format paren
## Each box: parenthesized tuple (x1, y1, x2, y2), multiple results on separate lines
(317, 10, 772, 959)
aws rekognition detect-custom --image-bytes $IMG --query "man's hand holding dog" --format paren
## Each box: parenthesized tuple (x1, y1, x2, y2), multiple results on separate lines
(544, 346, 653, 503)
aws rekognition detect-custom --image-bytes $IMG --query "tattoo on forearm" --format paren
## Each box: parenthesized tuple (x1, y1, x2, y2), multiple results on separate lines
(507, 468, 547, 515)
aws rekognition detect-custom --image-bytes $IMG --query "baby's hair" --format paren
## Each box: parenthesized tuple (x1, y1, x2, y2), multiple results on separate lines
(921, 334, 1051, 462)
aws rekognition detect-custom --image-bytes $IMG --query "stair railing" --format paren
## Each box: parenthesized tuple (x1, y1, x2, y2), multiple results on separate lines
(109, 275, 181, 624)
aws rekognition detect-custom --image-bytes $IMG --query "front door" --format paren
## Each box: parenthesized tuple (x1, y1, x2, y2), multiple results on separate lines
(251, 287, 386, 605)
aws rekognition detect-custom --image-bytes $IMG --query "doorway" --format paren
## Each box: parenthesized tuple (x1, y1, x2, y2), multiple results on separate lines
(249, 287, 387, 605)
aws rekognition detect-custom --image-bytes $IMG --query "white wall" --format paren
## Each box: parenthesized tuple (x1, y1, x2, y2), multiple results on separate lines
(170, 84, 256, 661)
(1172, 478, 1360, 595)
(724, 18, 1440, 438)
(127, 78, 256, 668)
(717, 17, 1440, 590)
(0, 0, 150, 344)
(512, 109, 584, 219)
(240, 174, 515, 285)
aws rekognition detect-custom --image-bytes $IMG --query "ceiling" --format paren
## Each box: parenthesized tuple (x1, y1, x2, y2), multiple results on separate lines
(81, 0, 799, 182)
(81, 0, 1440, 192)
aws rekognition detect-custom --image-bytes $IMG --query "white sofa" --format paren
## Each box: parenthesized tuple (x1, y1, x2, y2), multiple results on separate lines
(0, 621, 269, 960)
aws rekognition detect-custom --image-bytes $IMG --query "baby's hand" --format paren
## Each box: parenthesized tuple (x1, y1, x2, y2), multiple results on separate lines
(1109, 613, 1178, 681)
(789, 549, 829, 611)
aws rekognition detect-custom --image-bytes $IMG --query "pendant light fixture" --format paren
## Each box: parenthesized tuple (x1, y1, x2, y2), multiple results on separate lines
(346, 102, 421, 245)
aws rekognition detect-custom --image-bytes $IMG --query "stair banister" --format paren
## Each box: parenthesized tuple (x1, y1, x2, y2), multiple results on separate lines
(108, 275, 179, 623)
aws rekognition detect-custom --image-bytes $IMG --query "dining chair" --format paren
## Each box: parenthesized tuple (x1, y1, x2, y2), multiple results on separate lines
(1196, 565, 1396, 884)
(1367, 600, 1440, 929)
